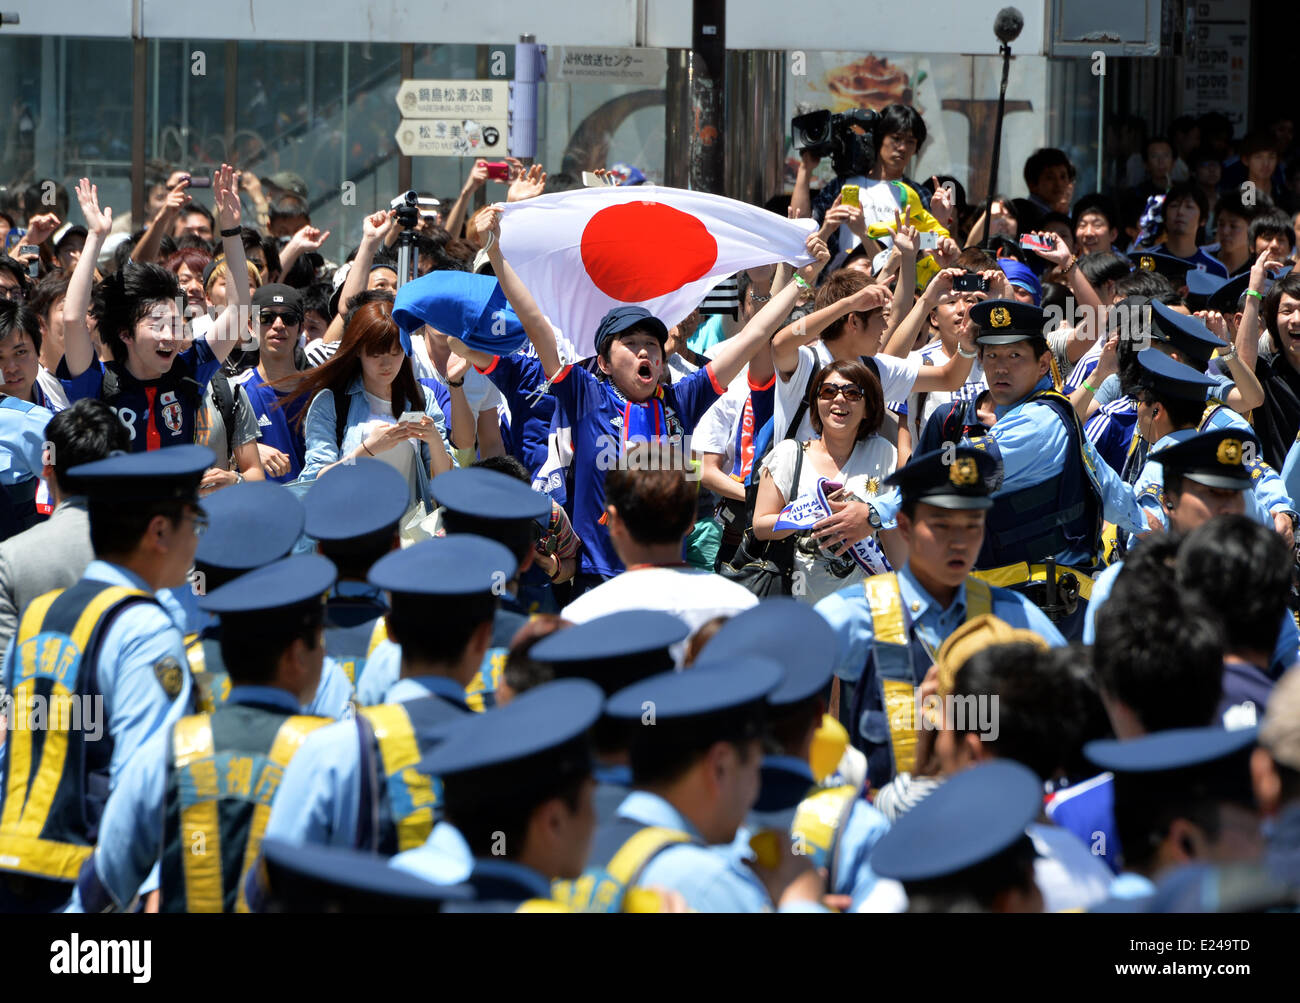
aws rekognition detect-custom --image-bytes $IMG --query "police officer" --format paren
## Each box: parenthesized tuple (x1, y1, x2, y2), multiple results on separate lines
(392, 679, 604, 912)
(528, 609, 689, 822)
(867, 760, 1045, 913)
(0, 445, 210, 911)
(1085, 429, 1300, 675)
(301, 458, 407, 697)
(816, 445, 1064, 794)
(552, 656, 826, 912)
(1085, 726, 1263, 907)
(69, 555, 336, 912)
(951, 299, 1152, 639)
(356, 467, 550, 709)
(1123, 350, 1295, 546)
(262, 536, 516, 854)
(0, 370, 52, 541)
(702, 598, 891, 911)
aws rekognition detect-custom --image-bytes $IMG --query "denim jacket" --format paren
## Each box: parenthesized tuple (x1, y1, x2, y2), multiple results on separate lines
(297, 374, 455, 510)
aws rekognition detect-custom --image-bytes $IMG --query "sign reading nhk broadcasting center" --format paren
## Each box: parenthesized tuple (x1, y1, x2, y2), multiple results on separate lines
(395, 79, 508, 157)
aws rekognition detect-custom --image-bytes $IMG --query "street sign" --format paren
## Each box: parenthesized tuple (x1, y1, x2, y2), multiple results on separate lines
(395, 80, 509, 119)
(395, 119, 507, 158)
(549, 46, 666, 85)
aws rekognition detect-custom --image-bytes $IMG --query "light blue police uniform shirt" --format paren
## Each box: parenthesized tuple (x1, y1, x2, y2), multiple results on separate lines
(1108, 871, 1157, 900)
(736, 754, 892, 909)
(1084, 557, 1300, 667)
(0, 559, 193, 786)
(979, 376, 1148, 539)
(0, 396, 52, 485)
(389, 820, 476, 885)
(1095, 369, 1235, 411)
(1129, 429, 1296, 546)
(815, 561, 1067, 684)
(262, 673, 467, 849)
(69, 686, 300, 911)
(614, 790, 825, 912)
(355, 638, 401, 706)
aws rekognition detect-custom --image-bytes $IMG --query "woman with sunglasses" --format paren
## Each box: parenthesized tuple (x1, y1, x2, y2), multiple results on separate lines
(753, 359, 897, 604)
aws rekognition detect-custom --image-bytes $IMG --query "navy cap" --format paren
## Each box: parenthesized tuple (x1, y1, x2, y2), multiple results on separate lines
(199, 553, 336, 615)
(195, 480, 305, 570)
(970, 299, 1047, 345)
(1185, 269, 1232, 311)
(1085, 725, 1259, 774)
(700, 599, 836, 706)
(418, 678, 603, 778)
(882, 446, 1000, 510)
(391, 271, 528, 356)
(303, 459, 408, 551)
(260, 837, 472, 913)
(870, 761, 1042, 882)
(65, 444, 214, 502)
(594, 306, 669, 355)
(432, 467, 551, 527)
(605, 658, 784, 723)
(1148, 300, 1227, 365)
(1206, 272, 1251, 315)
(368, 534, 518, 597)
(529, 610, 688, 694)
(1128, 250, 1195, 285)
(1131, 348, 1217, 403)
(252, 284, 304, 316)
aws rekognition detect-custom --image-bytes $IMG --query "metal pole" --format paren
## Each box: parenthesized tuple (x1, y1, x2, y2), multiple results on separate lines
(398, 43, 413, 193)
(1096, 68, 1105, 195)
(985, 42, 1013, 223)
(689, 0, 725, 193)
(132, 39, 146, 228)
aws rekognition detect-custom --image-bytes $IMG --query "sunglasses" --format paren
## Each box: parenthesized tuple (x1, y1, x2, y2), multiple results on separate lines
(259, 310, 302, 326)
(817, 383, 866, 402)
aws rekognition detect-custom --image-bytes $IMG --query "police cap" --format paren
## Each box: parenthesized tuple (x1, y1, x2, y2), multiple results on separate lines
(1130, 348, 1217, 402)
(882, 445, 1000, 511)
(65, 444, 213, 503)
(529, 609, 688, 695)
(701, 599, 837, 707)
(1148, 299, 1227, 365)
(368, 535, 518, 598)
(303, 458, 408, 553)
(198, 553, 336, 617)
(432, 467, 551, 529)
(969, 299, 1047, 345)
(1085, 725, 1258, 775)
(195, 480, 305, 571)
(1150, 428, 1259, 492)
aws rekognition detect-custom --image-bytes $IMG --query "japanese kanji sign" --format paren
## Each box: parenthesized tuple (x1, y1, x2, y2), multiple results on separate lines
(395, 80, 509, 119)
(549, 46, 666, 85)
(395, 119, 507, 157)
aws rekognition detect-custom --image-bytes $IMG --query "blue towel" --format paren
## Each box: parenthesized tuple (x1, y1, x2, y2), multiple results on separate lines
(392, 271, 529, 356)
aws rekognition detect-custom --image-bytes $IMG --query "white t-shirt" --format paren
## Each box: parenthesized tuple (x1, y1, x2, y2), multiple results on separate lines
(759, 435, 897, 606)
(560, 568, 758, 657)
(36, 367, 70, 412)
(360, 388, 418, 481)
(774, 343, 921, 444)
(1027, 822, 1114, 913)
(692, 368, 749, 461)
(903, 340, 987, 442)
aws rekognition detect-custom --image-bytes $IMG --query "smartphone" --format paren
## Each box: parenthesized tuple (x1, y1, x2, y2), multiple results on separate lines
(17, 244, 39, 258)
(397, 411, 424, 425)
(187, 175, 212, 189)
(917, 231, 939, 250)
(484, 161, 509, 182)
(952, 273, 989, 293)
(840, 184, 860, 208)
(1019, 233, 1055, 254)
(582, 171, 616, 188)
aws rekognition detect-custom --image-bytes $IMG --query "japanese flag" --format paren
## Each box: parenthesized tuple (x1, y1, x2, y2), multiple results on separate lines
(498, 185, 818, 357)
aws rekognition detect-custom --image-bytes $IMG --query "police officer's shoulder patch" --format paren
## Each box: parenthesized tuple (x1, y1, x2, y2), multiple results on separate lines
(154, 655, 185, 698)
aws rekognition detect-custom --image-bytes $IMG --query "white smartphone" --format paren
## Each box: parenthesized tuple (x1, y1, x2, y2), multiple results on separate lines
(582, 171, 615, 188)
(397, 411, 424, 424)
(918, 231, 939, 250)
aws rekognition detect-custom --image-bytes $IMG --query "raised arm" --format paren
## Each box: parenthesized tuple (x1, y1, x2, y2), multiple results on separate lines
(62, 179, 112, 378)
(1201, 309, 1265, 413)
(276, 223, 331, 277)
(882, 267, 959, 358)
(205, 165, 251, 365)
(322, 209, 394, 346)
(481, 206, 563, 378)
(708, 235, 829, 389)
(444, 160, 490, 240)
(131, 177, 190, 265)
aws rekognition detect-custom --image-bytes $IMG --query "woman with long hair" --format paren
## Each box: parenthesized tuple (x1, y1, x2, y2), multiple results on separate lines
(285, 299, 454, 517)
(753, 359, 898, 604)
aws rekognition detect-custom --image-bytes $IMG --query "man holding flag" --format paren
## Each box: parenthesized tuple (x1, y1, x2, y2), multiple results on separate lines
(464, 200, 829, 593)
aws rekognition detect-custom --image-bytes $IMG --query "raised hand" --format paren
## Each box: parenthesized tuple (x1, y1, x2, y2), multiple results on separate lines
(26, 212, 62, 245)
(74, 180, 112, 237)
(1030, 230, 1072, 268)
(445, 348, 470, 385)
(362, 209, 395, 243)
(507, 163, 548, 203)
(288, 224, 331, 253)
(797, 234, 830, 282)
(928, 178, 956, 231)
(214, 164, 242, 232)
(464, 160, 490, 192)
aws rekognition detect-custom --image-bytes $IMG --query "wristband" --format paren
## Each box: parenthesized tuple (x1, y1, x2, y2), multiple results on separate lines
(792, 274, 811, 292)
(362, 441, 375, 456)
(1082, 378, 1099, 394)
(447, 378, 465, 388)
(481, 229, 496, 252)
(1246, 289, 1264, 301)
(220, 226, 241, 238)
(956, 344, 978, 359)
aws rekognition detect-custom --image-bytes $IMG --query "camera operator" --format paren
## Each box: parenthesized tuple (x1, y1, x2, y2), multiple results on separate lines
(791, 104, 929, 271)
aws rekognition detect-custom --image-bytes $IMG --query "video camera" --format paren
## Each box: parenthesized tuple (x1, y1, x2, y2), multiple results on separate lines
(389, 190, 440, 230)
(792, 108, 879, 178)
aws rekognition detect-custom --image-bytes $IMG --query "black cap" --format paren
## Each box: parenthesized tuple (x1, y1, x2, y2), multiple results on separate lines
(1148, 300, 1228, 365)
(1131, 348, 1217, 402)
(594, 306, 669, 355)
(252, 284, 304, 316)
(969, 299, 1047, 345)
(882, 446, 1001, 510)
(1127, 250, 1195, 286)
(1150, 428, 1260, 491)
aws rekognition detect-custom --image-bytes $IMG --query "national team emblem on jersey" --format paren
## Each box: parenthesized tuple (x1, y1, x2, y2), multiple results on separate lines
(990, 306, 1011, 328)
(160, 391, 184, 434)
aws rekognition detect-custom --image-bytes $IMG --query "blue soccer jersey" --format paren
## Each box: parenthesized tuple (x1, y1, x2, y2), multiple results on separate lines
(233, 367, 309, 483)
(477, 351, 558, 477)
(58, 341, 223, 452)
(544, 361, 726, 580)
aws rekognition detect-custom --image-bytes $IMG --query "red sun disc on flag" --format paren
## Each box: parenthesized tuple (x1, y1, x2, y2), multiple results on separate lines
(580, 202, 719, 301)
